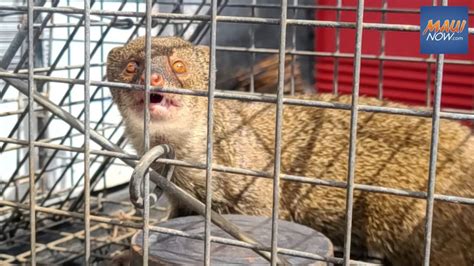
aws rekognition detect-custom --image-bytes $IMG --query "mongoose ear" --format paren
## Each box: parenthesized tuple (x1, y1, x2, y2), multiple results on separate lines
(194, 45, 210, 63)
(107, 46, 124, 66)
(106, 46, 125, 82)
(195, 45, 209, 53)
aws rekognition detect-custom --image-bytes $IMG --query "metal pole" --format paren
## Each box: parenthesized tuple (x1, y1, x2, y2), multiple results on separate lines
(204, 0, 217, 264)
(83, 0, 92, 263)
(333, 0, 341, 96)
(343, 0, 365, 264)
(142, 0, 153, 264)
(422, 2, 446, 265)
(270, 0, 288, 264)
(27, 0, 36, 263)
(377, 0, 387, 99)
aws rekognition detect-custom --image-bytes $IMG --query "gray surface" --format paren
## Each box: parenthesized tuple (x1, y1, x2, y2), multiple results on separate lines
(132, 214, 333, 265)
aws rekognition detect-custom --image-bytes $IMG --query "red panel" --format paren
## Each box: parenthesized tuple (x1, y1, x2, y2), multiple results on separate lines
(313, 0, 474, 112)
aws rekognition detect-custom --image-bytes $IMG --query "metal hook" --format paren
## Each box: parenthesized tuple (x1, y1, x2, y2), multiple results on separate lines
(129, 144, 175, 209)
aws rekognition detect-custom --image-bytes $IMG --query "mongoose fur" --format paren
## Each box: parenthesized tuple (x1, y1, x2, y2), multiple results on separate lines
(107, 36, 474, 265)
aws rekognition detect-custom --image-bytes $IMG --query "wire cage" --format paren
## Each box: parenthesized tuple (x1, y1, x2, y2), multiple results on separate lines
(0, 0, 473, 265)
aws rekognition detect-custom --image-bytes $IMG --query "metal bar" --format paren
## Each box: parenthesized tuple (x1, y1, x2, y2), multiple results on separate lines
(155, 0, 183, 36)
(177, 0, 206, 37)
(34, 0, 134, 208)
(422, 1, 447, 263)
(2, 126, 117, 152)
(0, 0, 58, 100)
(129, 145, 281, 264)
(426, 1, 437, 107)
(17, 87, 106, 205)
(0, 0, 97, 204)
(16, 0, 106, 177)
(3, 72, 472, 122)
(333, 0, 341, 96)
(422, 52, 444, 266)
(140, 2, 474, 15)
(3, 46, 474, 66)
(0, 0, 46, 69)
(174, 0, 184, 34)
(1, 135, 472, 206)
(83, 0, 91, 263)
(16, 63, 105, 73)
(2, 0, 125, 209)
(0, 106, 29, 153)
(1, 160, 118, 188)
(204, 0, 217, 264)
(343, 0, 365, 264)
(1, 0, 141, 208)
(99, 0, 106, 196)
(27, 0, 36, 264)
(66, 0, 74, 189)
(188, 0, 228, 44)
(65, 108, 123, 211)
(377, 0, 387, 100)
(15, 1, 470, 14)
(32, 20, 200, 28)
(142, 0, 153, 263)
(43, 1, 96, 85)
(0, 97, 113, 117)
(2, 74, 295, 265)
(190, 0, 230, 44)
(2, 5, 474, 33)
(290, 0, 298, 96)
(249, 0, 256, 94)
(214, 46, 474, 65)
(69, 135, 128, 210)
(270, 0, 288, 264)
(127, 0, 157, 42)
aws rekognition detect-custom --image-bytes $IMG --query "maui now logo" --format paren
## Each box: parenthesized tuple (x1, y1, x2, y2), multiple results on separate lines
(420, 6, 469, 54)
(423, 19, 467, 41)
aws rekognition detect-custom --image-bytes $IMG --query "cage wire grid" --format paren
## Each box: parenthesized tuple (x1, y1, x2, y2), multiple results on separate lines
(0, 0, 472, 265)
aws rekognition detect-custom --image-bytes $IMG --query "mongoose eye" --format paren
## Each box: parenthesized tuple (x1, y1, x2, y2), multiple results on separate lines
(172, 60, 187, 74)
(126, 61, 138, 74)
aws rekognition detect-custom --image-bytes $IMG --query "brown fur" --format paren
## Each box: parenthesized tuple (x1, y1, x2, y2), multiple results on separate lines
(107, 36, 474, 265)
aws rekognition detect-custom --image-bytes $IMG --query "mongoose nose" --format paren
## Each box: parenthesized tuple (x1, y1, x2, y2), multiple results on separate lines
(140, 73, 164, 87)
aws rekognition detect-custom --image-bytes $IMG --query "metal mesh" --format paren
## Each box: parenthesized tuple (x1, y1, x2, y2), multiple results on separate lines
(0, 0, 473, 265)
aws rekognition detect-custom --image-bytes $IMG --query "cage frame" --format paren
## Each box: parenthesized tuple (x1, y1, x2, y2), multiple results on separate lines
(0, 0, 472, 265)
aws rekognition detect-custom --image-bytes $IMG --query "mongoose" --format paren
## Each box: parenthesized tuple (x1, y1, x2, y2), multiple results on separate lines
(107, 36, 474, 265)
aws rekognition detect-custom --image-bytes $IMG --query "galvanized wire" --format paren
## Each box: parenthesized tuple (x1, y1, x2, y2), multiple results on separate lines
(2, 73, 472, 122)
(27, 0, 36, 263)
(333, 0, 341, 96)
(203, 0, 217, 264)
(2, 134, 473, 206)
(270, 0, 288, 264)
(422, 2, 447, 264)
(1, 5, 474, 34)
(377, 0, 387, 100)
(0, 1, 473, 265)
(342, 0, 365, 264)
(142, 0, 153, 264)
(83, 0, 92, 263)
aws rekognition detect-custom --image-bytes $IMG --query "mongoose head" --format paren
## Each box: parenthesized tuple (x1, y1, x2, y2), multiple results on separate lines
(107, 36, 210, 151)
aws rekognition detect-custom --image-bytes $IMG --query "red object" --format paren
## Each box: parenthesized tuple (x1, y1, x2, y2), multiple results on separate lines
(313, 0, 474, 111)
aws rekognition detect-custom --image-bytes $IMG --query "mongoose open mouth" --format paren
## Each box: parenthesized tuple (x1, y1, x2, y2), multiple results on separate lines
(134, 92, 180, 120)
(150, 93, 164, 104)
